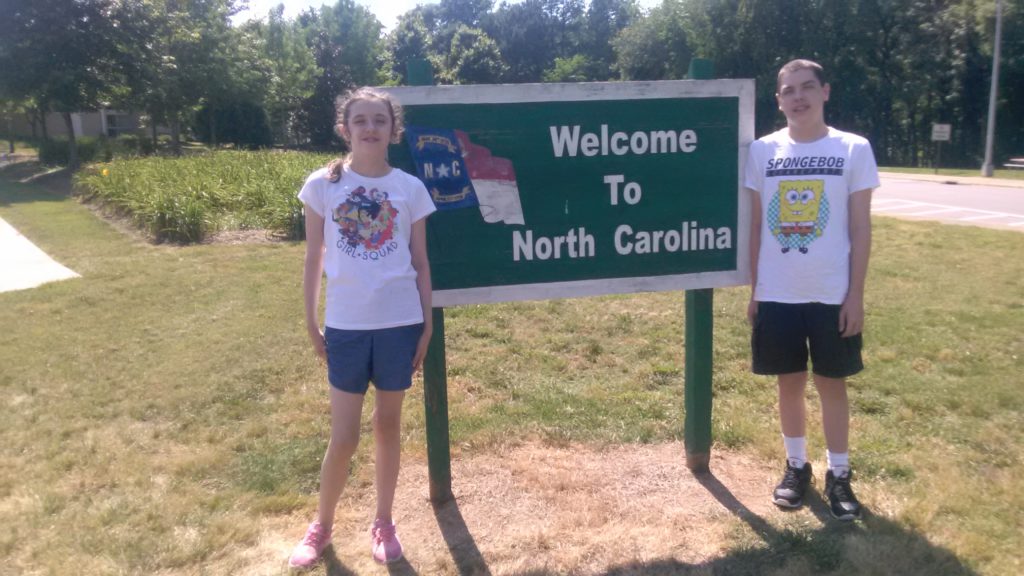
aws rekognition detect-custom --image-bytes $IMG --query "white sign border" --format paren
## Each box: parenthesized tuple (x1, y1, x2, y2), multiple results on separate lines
(383, 80, 756, 307)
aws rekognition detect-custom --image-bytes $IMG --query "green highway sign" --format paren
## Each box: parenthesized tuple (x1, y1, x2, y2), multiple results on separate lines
(385, 81, 755, 306)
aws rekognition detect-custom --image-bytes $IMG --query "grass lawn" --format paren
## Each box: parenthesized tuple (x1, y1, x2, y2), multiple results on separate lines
(1, 171, 1022, 575)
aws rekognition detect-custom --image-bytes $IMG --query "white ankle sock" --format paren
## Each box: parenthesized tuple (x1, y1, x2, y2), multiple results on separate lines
(783, 435, 807, 468)
(827, 451, 850, 476)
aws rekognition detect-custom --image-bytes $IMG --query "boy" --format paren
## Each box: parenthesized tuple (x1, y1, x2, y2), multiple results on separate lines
(744, 59, 879, 520)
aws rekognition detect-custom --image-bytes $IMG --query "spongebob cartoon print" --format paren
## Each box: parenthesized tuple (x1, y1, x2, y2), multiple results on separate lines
(766, 180, 830, 254)
(332, 186, 398, 252)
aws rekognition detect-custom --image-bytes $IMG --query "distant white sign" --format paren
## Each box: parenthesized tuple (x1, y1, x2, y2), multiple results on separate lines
(932, 123, 952, 142)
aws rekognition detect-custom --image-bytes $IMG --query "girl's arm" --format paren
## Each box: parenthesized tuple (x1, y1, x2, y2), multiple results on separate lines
(303, 208, 327, 360)
(409, 217, 433, 371)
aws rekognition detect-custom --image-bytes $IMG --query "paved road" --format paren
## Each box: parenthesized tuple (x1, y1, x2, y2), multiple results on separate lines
(875, 173, 1024, 232)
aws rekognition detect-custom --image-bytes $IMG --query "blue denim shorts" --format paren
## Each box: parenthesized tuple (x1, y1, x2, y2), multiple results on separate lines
(324, 323, 424, 394)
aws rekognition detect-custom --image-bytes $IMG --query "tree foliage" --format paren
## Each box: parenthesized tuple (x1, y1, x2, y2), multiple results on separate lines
(0, 0, 131, 166)
(1, 0, 1019, 164)
(295, 0, 383, 147)
(613, 0, 691, 80)
(441, 26, 509, 84)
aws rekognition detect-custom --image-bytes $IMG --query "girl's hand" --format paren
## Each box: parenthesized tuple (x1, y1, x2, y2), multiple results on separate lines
(412, 328, 432, 372)
(308, 328, 327, 362)
(747, 299, 758, 325)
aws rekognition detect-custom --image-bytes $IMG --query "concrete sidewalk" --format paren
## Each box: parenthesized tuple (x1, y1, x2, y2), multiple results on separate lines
(0, 216, 79, 293)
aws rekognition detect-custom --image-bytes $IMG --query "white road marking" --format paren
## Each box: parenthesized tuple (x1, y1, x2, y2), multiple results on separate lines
(873, 199, 1024, 219)
(959, 214, 1004, 221)
(901, 208, 960, 216)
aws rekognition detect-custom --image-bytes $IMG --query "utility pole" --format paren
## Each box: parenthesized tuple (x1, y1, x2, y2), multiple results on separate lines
(982, 0, 1003, 177)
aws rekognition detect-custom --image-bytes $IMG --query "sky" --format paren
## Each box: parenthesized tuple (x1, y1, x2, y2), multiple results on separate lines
(236, 0, 661, 32)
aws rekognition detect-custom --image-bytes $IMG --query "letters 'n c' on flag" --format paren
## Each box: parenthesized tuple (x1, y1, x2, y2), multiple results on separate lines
(404, 125, 479, 211)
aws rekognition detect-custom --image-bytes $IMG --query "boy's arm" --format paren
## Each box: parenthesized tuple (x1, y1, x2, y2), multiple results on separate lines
(410, 217, 433, 371)
(840, 188, 873, 337)
(303, 208, 327, 360)
(747, 188, 762, 325)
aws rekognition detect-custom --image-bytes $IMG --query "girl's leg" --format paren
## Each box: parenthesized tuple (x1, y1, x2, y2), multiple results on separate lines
(778, 371, 808, 438)
(812, 375, 849, 454)
(372, 389, 406, 523)
(318, 387, 365, 528)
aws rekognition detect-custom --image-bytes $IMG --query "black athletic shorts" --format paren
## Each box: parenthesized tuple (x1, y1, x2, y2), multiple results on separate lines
(751, 301, 863, 378)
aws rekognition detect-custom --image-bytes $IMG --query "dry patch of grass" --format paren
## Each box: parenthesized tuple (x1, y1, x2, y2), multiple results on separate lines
(203, 442, 973, 576)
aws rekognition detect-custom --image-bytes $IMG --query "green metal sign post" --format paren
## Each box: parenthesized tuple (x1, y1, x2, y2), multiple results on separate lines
(406, 60, 455, 502)
(684, 58, 715, 473)
(387, 73, 753, 501)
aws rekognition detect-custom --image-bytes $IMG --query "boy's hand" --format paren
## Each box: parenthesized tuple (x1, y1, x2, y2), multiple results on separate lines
(308, 328, 327, 361)
(839, 295, 864, 337)
(412, 328, 433, 372)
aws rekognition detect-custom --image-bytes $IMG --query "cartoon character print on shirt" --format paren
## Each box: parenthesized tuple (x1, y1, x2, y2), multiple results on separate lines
(332, 186, 399, 259)
(766, 180, 829, 254)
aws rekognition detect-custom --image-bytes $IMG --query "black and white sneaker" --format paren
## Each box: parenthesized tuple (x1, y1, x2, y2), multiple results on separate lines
(773, 461, 812, 508)
(825, 469, 862, 520)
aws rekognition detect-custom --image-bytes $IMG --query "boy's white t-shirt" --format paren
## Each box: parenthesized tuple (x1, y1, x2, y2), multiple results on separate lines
(745, 127, 879, 305)
(298, 165, 436, 330)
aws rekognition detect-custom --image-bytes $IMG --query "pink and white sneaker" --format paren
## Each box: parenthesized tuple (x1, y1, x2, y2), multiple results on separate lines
(288, 521, 331, 569)
(370, 518, 403, 564)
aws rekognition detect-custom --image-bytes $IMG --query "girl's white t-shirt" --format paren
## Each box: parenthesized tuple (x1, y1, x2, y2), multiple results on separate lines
(298, 165, 436, 330)
(745, 127, 879, 305)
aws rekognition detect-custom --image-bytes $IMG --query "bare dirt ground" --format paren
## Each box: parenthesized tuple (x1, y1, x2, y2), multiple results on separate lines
(202, 442, 862, 576)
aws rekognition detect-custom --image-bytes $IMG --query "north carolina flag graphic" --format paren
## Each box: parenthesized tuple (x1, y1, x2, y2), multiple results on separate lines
(454, 130, 525, 225)
(405, 125, 525, 225)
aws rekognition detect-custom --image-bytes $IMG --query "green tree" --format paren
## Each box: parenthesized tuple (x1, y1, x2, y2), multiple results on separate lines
(120, 0, 262, 153)
(255, 5, 320, 145)
(441, 25, 508, 84)
(296, 0, 383, 147)
(583, 0, 640, 80)
(0, 0, 129, 167)
(992, 0, 1024, 162)
(482, 0, 567, 82)
(543, 54, 594, 82)
(438, 0, 494, 27)
(386, 11, 432, 84)
(613, 0, 691, 80)
(0, 98, 30, 153)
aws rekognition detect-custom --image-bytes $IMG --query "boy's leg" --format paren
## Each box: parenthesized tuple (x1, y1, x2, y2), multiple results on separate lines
(372, 389, 405, 523)
(808, 300, 863, 519)
(815, 376, 860, 521)
(753, 302, 814, 508)
(813, 375, 850, 457)
(778, 371, 808, 439)
(773, 371, 813, 508)
(318, 388, 366, 528)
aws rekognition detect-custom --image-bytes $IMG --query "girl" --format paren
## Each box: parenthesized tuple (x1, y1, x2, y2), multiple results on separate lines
(288, 87, 435, 568)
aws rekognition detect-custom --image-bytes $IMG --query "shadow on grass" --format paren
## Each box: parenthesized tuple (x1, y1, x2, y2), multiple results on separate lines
(321, 545, 358, 576)
(606, 471, 977, 576)
(432, 497, 492, 576)
(437, 470, 978, 576)
(0, 161, 73, 206)
(386, 556, 421, 575)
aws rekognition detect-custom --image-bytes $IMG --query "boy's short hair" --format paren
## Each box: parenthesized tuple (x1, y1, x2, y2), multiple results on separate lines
(777, 59, 826, 92)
